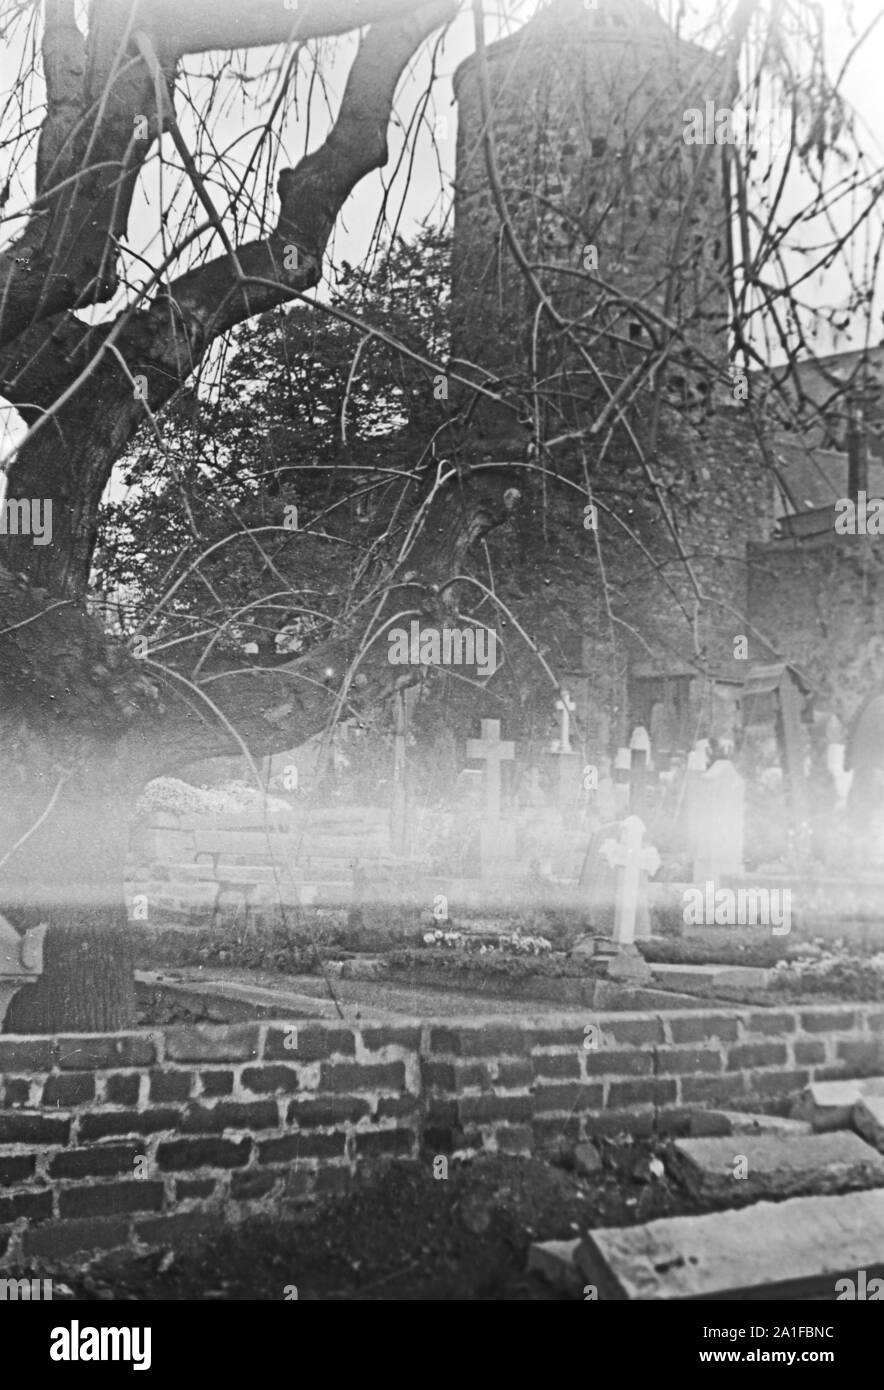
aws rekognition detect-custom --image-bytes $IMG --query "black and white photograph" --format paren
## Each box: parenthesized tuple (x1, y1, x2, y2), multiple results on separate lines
(1, 0, 884, 1344)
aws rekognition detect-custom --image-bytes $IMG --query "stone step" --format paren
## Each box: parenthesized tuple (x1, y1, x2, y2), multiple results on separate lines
(792, 1076, 884, 1131)
(577, 1188, 884, 1299)
(668, 1130, 884, 1203)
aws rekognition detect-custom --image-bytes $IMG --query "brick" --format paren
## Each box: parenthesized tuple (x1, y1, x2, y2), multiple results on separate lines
(230, 1170, 279, 1200)
(607, 1079, 677, 1108)
(532, 1053, 580, 1079)
(57, 1036, 156, 1068)
(583, 1108, 655, 1138)
(577, 1189, 884, 1299)
(452, 1062, 491, 1088)
(727, 1042, 788, 1069)
(354, 1129, 416, 1157)
(105, 1073, 140, 1106)
(23, 1216, 130, 1259)
(199, 1071, 234, 1097)
(0, 1040, 54, 1070)
(50, 1146, 143, 1179)
(532, 1116, 582, 1147)
(747, 1011, 797, 1035)
(0, 1112, 70, 1145)
(420, 1061, 456, 1089)
(429, 1026, 528, 1057)
(528, 1027, 584, 1048)
(2, 1079, 30, 1107)
(600, 1018, 666, 1046)
(264, 1026, 354, 1062)
(681, 1074, 746, 1104)
(495, 1059, 534, 1087)
(287, 1096, 370, 1127)
(656, 1048, 722, 1076)
(496, 1125, 535, 1155)
(78, 1109, 179, 1141)
(0, 1190, 52, 1223)
(422, 1125, 464, 1153)
(0, 1155, 35, 1185)
(257, 1133, 344, 1163)
(135, 1212, 217, 1246)
(149, 1071, 193, 1102)
(41, 1072, 96, 1107)
(836, 1041, 884, 1071)
(319, 1062, 405, 1092)
(584, 1050, 653, 1077)
(801, 1010, 857, 1034)
(747, 1069, 810, 1097)
(533, 1083, 604, 1113)
(794, 1041, 827, 1066)
(427, 1097, 459, 1125)
(241, 1066, 300, 1094)
(176, 1179, 216, 1200)
(375, 1096, 416, 1120)
(181, 1101, 278, 1133)
(459, 1094, 534, 1124)
(669, 1015, 739, 1044)
(360, 1026, 421, 1051)
(156, 1137, 252, 1170)
(165, 1025, 260, 1063)
(59, 1181, 164, 1219)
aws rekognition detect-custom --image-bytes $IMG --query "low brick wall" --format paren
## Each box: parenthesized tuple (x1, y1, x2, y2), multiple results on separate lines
(1, 1003, 881, 1266)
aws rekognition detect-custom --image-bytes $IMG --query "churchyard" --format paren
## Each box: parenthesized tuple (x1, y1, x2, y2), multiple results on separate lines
(2, 695, 882, 1302)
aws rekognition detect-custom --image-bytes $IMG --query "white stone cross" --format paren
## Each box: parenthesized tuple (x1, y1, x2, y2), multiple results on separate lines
(599, 815, 660, 948)
(466, 718, 515, 823)
(553, 690, 576, 754)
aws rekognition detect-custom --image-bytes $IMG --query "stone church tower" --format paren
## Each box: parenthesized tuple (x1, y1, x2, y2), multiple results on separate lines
(450, 0, 773, 746)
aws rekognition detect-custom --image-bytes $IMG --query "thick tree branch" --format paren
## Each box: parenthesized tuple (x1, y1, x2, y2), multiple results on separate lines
(1, 0, 457, 596)
(0, 0, 455, 351)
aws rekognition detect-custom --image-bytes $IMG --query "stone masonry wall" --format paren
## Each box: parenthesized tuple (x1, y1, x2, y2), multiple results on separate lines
(0, 1005, 882, 1266)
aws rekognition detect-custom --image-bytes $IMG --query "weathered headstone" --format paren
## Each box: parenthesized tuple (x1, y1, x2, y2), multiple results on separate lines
(595, 815, 659, 978)
(690, 757, 744, 880)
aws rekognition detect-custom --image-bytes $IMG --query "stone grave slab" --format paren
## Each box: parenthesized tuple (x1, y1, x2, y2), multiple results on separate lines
(792, 1076, 884, 1131)
(689, 1110, 812, 1139)
(577, 1188, 884, 1299)
(668, 1130, 884, 1203)
(650, 962, 772, 991)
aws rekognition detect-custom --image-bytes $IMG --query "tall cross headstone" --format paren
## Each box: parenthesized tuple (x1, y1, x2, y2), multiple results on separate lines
(466, 719, 515, 873)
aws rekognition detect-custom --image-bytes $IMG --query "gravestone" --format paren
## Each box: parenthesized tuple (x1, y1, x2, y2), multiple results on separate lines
(549, 689, 581, 816)
(580, 816, 658, 975)
(690, 757, 745, 880)
(465, 719, 516, 873)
